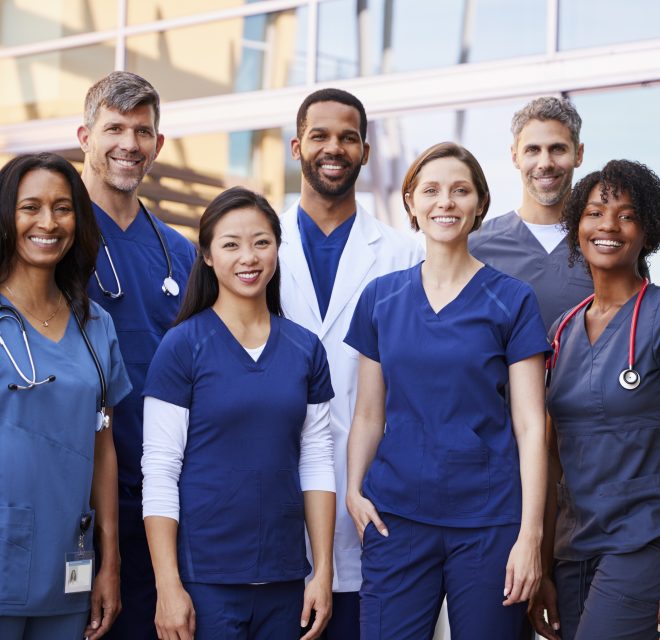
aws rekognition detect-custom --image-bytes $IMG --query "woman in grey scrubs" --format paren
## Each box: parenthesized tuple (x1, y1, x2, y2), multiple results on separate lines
(530, 159, 660, 640)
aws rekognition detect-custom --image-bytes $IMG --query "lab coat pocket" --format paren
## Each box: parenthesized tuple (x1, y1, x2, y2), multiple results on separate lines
(0, 505, 33, 605)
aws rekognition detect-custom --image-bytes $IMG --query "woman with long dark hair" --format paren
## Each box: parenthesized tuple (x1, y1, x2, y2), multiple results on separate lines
(530, 160, 660, 640)
(142, 187, 336, 640)
(0, 153, 131, 640)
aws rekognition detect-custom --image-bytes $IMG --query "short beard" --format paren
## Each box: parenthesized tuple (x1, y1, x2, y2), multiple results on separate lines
(300, 155, 362, 198)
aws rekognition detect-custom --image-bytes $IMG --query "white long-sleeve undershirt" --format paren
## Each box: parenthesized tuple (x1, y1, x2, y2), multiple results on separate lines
(142, 396, 335, 521)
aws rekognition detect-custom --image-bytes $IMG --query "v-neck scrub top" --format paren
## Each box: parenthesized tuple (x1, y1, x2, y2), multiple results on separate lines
(143, 310, 334, 583)
(469, 211, 594, 331)
(89, 203, 196, 489)
(345, 264, 550, 527)
(0, 299, 131, 616)
(547, 285, 660, 561)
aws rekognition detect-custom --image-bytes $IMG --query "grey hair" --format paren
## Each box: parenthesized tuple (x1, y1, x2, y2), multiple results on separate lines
(511, 96, 582, 148)
(84, 71, 161, 131)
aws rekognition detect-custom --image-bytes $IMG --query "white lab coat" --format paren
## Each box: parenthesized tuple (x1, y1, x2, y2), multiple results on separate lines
(279, 201, 424, 592)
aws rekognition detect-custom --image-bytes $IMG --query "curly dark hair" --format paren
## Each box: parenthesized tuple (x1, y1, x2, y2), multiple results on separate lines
(562, 159, 660, 278)
(0, 153, 99, 323)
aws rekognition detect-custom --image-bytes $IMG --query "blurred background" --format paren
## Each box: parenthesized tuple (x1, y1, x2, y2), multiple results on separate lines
(0, 0, 658, 264)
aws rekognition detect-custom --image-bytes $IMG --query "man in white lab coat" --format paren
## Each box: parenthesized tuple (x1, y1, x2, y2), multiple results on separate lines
(279, 88, 423, 639)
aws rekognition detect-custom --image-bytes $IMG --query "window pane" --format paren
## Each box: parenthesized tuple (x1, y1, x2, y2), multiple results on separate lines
(317, 0, 546, 81)
(0, 42, 115, 124)
(126, 8, 308, 100)
(127, 0, 245, 24)
(0, 0, 116, 48)
(559, 0, 660, 50)
(469, 0, 546, 62)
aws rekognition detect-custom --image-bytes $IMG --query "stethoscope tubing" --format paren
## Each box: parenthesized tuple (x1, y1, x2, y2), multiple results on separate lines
(94, 201, 178, 298)
(546, 279, 649, 390)
(0, 299, 109, 428)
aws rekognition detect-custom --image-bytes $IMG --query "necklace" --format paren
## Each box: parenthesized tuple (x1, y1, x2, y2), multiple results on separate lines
(4, 285, 64, 328)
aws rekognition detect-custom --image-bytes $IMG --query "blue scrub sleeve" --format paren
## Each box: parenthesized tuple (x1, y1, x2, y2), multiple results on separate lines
(308, 336, 335, 404)
(143, 326, 193, 409)
(344, 278, 380, 362)
(505, 283, 552, 365)
(102, 312, 133, 407)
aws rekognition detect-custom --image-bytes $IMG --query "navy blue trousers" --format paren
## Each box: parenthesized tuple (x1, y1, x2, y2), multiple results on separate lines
(186, 580, 304, 639)
(103, 490, 158, 640)
(555, 539, 660, 640)
(360, 512, 527, 640)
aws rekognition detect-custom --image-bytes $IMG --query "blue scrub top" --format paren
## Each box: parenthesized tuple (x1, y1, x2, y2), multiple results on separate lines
(469, 211, 594, 331)
(345, 263, 550, 527)
(298, 205, 356, 320)
(89, 203, 196, 488)
(0, 299, 131, 616)
(547, 285, 660, 560)
(143, 310, 334, 583)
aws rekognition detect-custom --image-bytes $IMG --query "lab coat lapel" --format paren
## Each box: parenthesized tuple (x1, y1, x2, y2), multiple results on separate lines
(321, 204, 378, 338)
(279, 203, 322, 325)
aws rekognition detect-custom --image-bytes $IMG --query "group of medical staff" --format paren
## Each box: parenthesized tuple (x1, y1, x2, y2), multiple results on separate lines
(0, 71, 658, 640)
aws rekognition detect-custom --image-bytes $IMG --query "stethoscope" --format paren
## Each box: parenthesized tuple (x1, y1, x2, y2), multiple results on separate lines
(94, 201, 180, 299)
(0, 297, 110, 431)
(546, 278, 649, 390)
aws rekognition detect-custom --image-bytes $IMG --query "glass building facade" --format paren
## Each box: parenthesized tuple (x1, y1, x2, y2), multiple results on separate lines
(0, 0, 659, 255)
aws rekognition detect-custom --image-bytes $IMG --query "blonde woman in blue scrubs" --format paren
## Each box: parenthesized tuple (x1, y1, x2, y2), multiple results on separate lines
(345, 142, 549, 640)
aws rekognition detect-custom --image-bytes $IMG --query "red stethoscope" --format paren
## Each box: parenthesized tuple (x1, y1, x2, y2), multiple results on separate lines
(546, 278, 649, 390)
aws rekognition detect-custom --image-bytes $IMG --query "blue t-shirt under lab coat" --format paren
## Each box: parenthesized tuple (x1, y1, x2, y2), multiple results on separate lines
(547, 284, 660, 560)
(298, 205, 355, 319)
(89, 203, 196, 489)
(345, 263, 550, 527)
(143, 309, 334, 583)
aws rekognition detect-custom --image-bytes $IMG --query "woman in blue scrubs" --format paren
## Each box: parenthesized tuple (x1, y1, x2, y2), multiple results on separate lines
(345, 142, 550, 640)
(0, 153, 132, 640)
(142, 187, 336, 640)
(530, 160, 660, 640)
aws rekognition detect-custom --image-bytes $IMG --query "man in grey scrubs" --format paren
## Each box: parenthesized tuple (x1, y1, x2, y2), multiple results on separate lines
(469, 96, 593, 331)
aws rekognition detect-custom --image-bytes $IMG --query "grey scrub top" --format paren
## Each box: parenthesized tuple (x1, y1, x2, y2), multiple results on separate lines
(546, 285, 660, 560)
(469, 211, 594, 330)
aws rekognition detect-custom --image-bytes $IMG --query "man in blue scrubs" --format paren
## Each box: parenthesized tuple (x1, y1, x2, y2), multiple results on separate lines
(77, 72, 196, 640)
(279, 88, 424, 640)
(469, 97, 593, 331)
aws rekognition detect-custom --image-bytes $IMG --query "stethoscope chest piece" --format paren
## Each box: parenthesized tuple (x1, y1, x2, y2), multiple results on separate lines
(162, 276, 180, 297)
(619, 368, 641, 390)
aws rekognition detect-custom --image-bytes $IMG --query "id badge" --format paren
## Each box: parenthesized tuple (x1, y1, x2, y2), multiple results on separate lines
(64, 551, 94, 593)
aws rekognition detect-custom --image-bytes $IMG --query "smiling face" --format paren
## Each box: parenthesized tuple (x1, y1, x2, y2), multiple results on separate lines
(291, 101, 369, 199)
(579, 184, 645, 276)
(203, 206, 278, 305)
(78, 104, 164, 195)
(512, 118, 583, 209)
(14, 169, 76, 274)
(405, 156, 483, 246)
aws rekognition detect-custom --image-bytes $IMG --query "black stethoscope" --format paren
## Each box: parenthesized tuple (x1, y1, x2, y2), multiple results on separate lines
(546, 278, 649, 390)
(94, 202, 180, 299)
(0, 297, 110, 431)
